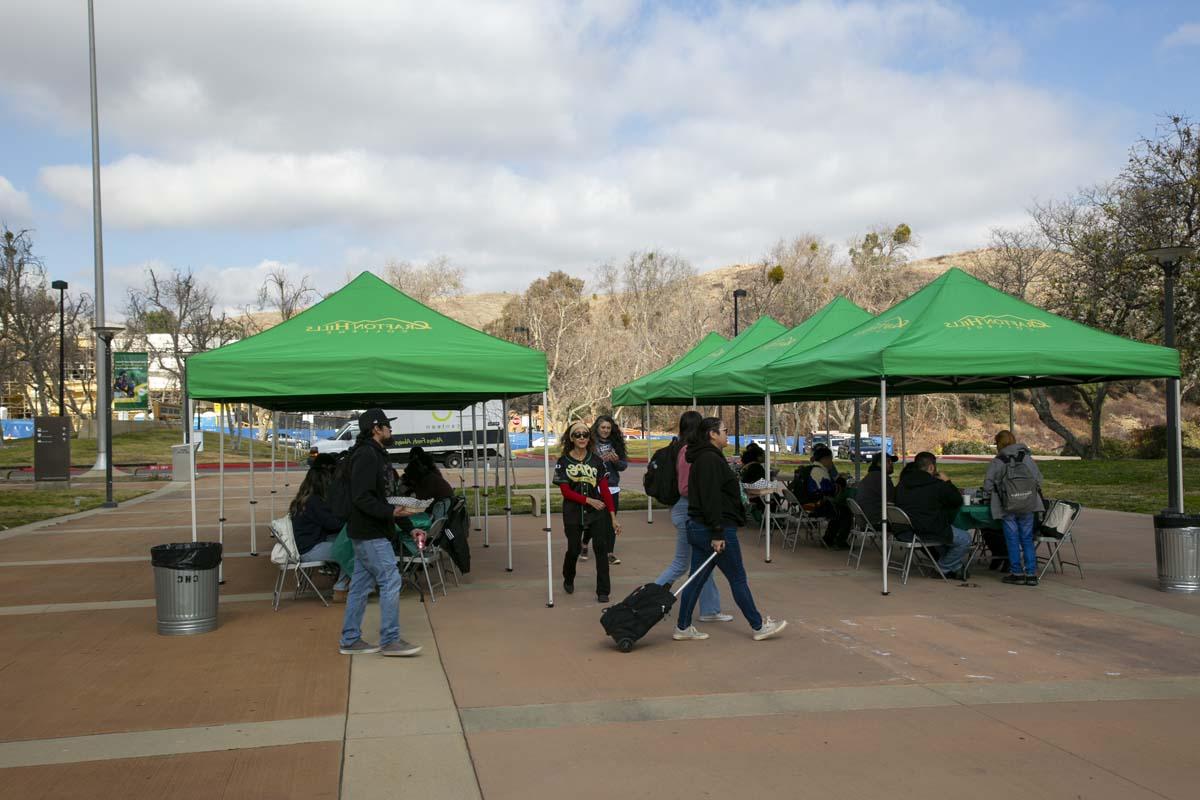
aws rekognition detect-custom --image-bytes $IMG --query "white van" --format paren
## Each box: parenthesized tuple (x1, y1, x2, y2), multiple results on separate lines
(312, 402, 504, 467)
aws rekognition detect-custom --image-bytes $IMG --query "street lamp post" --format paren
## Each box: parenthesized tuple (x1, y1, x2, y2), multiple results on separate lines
(732, 289, 747, 455)
(51, 280, 68, 416)
(514, 326, 533, 448)
(92, 324, 124, 508)
(1144, 246, 1194, 513)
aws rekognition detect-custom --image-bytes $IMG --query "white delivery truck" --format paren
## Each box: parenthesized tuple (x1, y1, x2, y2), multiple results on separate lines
(312, 401, 505, 467)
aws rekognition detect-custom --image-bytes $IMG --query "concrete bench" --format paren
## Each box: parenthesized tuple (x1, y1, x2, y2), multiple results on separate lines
(512, 490, 543, 517)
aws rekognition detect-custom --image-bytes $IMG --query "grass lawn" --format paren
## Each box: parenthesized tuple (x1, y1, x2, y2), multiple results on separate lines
(0, 428, 304, 469)
(0, 483, 162, 530)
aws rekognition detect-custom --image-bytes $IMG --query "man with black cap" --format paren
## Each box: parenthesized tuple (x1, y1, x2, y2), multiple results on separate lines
(338, 408, 423, 657)
(855, 451, 897, 527)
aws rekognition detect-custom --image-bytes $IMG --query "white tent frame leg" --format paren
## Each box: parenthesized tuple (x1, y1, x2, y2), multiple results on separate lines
(764, 394, 773, 563)
(483, 403, 491, 547)
(458, 410, 466, 491)
(218, 423, 226, 584)
(899, 396, 907, 465)
(543, 392, 554, 607)
(880, 379, 889, 595)
(249, 403, 258, 556)
(270, 412, 278, 521)
(503, 395, 513, 572)
(646, 401, 652, 524)
(472, 405, 481, 535)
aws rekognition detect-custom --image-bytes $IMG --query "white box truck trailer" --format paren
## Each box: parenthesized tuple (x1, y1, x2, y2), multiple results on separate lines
(312, 401, 504, 467)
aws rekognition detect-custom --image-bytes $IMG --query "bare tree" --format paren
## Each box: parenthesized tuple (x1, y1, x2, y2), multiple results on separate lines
(967, 225, 1057, 301)
(239, 268, 316, 333)
(383, 256, 465, 303)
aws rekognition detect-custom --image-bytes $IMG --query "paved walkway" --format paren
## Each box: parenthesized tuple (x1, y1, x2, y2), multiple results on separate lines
(0, 469, 1197, 798)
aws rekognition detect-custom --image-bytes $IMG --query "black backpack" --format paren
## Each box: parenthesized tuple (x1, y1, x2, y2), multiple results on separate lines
(643, 440, 682, 505)
(328, 445, 358, 521)
(790, 464, 819, 504)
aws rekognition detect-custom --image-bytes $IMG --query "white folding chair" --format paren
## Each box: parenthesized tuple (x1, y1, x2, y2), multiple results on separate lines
(269, 516, 330, 611)
(779, 487, 825, 549)
(845, 497, 881, 569)
(399, 518, 449, 601)
(1037, 499, 1084, 580)
(885, 505, 947, 584)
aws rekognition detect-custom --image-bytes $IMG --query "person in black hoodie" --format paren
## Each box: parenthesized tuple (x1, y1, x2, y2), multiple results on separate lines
(895, 451, 972, 579)
(288, 453, 350, 597)
(673, 417, 787, 643)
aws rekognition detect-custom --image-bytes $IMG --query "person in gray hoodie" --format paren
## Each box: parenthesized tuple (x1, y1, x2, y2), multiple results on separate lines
(984, 430, 1044, 586)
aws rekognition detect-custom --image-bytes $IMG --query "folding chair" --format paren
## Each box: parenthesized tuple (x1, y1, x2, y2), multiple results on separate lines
(844, 497, 881, 569)
(1036, 499, 1084, 580)
(779, 487, 825, 549)
(884, 505, 947, 584)
(269, 516, 331, 611)
(399, 518, 449, 601)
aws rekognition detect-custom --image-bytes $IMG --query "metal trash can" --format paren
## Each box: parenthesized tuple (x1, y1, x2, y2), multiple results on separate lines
(151, 542, 222, 635)
(1153, 513, 1200, 593)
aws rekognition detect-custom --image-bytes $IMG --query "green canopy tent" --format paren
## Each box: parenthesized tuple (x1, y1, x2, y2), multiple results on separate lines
(686, 297, 875, 562)
(643, 316, 790, 406)
(758, 267, 1181, 594)
(185, 272, 560, 606)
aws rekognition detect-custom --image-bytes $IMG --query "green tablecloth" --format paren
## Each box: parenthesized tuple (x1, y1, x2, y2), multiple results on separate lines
(954, 504, 1000, 531)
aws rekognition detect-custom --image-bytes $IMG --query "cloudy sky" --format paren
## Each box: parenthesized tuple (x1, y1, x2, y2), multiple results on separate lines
(0, 0, 1197, 315)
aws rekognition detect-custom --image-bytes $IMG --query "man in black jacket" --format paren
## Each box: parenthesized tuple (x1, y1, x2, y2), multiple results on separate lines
(338, 409, 423, 657)
(895, 451, 971, 580)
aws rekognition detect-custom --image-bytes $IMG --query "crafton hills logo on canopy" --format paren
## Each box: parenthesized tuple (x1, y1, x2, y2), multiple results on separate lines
(305, 318, 433, 334)
(944, 314, 1049, 330)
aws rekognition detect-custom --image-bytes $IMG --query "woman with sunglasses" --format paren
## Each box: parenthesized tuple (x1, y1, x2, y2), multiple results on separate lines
(583, 414, 628, 565)
(553, 422, 622, 602)
(674, 417, 787, 642)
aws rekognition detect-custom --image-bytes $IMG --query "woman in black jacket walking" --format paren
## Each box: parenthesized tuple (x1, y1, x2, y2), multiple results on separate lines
(673, 417, 787, 642)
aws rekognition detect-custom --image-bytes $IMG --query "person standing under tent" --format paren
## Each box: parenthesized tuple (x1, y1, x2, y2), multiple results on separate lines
(338, 409, 423, 657)
(554, 421, 621, 603)
(985, 430, 1044, 586)
(654, 410, 729, 622)
(673, 417, 787, 643)
(289, 453, 351, 601)
(581, 414, 628, 565)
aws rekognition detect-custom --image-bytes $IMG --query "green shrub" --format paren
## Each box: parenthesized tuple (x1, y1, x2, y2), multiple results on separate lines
(942, 439, 992, 455)
(1131, 422, 1200, 459)
(1101, 438, 1134, 459)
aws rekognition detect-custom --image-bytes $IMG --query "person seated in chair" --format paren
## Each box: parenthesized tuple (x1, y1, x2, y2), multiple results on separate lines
(855, 451, 897, 527)
(400, 446, 454, 501)
(791, 445, 851, 548)
(289, 453, 351, 598)
(895, 451, 971, 580)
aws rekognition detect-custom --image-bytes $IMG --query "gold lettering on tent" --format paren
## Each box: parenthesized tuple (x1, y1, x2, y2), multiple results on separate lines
(944, 315, 1049, 331)
(854, 316, 909, 336)
(305, 318, 433, 335)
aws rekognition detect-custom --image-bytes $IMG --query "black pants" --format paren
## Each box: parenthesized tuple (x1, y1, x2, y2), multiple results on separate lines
(564, 507, 613, 595)
(816, 501, 852, 547)
(581, 492, 619, 547)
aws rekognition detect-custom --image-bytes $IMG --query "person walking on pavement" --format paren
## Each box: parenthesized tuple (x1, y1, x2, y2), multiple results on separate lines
(338, 409, 423, 657)
(654, 410, 729, 622)
(673, 417, 787, 642)
(581, 414, 628, 565)
(554, 421, 621, 603)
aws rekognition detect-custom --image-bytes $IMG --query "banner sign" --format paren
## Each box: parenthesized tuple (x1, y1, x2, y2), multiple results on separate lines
(113, 352, 150, 410)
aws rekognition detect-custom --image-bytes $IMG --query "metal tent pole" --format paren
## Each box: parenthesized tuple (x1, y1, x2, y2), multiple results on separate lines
(853, 398, 862, 482)
(472, 405, 481, 535)
(270, 412, 277, 521)
(458, 409, 466, 490)
(483, 402, 491, 547)
(218, 420, 225, 584)
(899, 396, 907, 465)
(543, 392, 554, 607)
(646, 401, 653, 524)
(880, 380, 889, 595)
(248, 404, 258, 556)
(503, 396, 513, 572)
(765, 394, 772, 563)
(1008, 386, 1015, 434)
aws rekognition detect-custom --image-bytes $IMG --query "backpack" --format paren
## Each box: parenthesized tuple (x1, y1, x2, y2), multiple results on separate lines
(999, 450, 1041, 514)
(327, 445, 357, 521)
(790, 464, 819, 505)
(643, 440, 682, 506)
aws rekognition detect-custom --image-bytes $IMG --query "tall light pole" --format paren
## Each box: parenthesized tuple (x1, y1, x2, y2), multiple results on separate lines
(732, 288, 747, 455)
(87, 0, 111, 474)
(1144, 246, 1193, 513)
(92, 324, 123, 508)
(51, 280, 68, 416)
(514, 326, 533, 448)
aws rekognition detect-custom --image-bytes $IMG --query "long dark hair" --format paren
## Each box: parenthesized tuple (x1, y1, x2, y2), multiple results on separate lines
(402, 445, 438, 486)
(590, 414, 626, 458)
(687, 416, 722, 449)
(562, 421, 591, 457)
(678, 410, 703, 440)
(290, 463, 333, 517)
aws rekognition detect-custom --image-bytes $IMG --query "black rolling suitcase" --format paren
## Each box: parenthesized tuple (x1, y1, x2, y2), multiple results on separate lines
(600, 551, 719, 652)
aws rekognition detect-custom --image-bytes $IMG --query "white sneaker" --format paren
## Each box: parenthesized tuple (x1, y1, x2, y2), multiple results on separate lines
(752, 617, 788, 641)
(699, 613, 734, 622)
(672, 625, 710, 641)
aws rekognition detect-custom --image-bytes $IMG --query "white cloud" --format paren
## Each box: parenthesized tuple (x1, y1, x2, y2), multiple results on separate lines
(1162, 22, 1200, 49)
(9, 0, 1128, 301)
(0, 176, 33, 223)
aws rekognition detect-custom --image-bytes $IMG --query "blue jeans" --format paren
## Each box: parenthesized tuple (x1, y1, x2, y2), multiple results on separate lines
(339, 537, 403, 647)
(655, 499, 721, 617)
(937, 526, 972, 573)
(1003, 513, 1036, 575)
(677, 520, 763, 631)
(300, 537, 350, 590)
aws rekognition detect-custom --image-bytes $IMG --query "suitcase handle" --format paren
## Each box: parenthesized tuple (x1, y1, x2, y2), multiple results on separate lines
(672, 550, 720, 598)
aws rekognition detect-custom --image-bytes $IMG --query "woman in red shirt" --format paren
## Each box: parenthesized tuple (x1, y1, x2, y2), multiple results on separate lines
(554, 422, 621, 602)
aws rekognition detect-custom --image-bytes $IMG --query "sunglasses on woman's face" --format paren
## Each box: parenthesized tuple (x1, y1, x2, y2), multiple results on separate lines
(571, 431, 590, 439)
